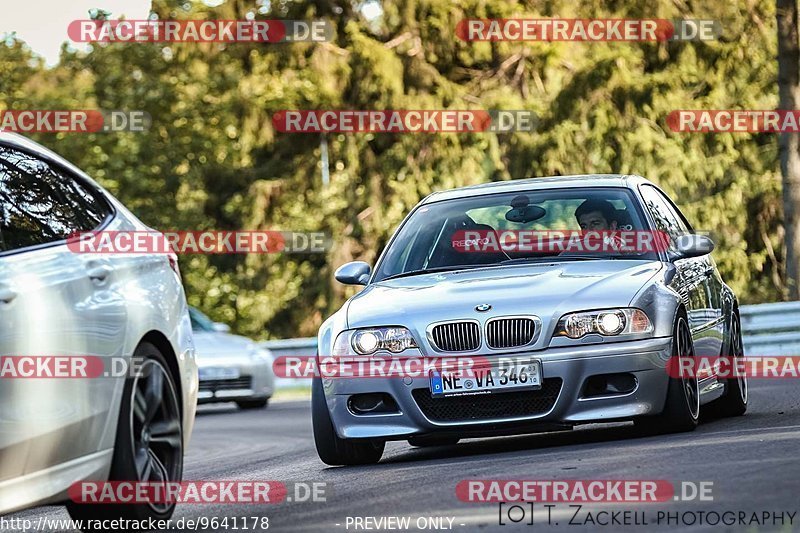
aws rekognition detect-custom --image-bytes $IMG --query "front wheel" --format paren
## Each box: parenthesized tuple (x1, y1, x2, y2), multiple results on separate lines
(637, 312, 699, 434)
(67, 342, 184, 525)
(311, 377, 384, 466)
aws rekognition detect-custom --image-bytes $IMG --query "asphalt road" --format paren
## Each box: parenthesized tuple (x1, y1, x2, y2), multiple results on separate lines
(5, 379, 800, 532)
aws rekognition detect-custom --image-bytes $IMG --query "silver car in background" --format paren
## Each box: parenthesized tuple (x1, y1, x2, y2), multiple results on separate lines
(190, 307, 274, 409)
(0, 132, 198, 520)
(313, 175, 747, 465)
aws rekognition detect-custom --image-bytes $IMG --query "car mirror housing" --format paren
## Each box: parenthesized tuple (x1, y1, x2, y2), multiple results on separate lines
(335, 261, 371, 286)
(673, 234, 715, 259)
(212, 322, 231, 333)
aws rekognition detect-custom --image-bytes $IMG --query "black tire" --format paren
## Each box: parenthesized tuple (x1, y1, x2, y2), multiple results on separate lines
(311, 377, 384, 466)
(707, 310, 748, 417)
(67, 342, 184, 526)
(637, 311, 699, 434)
(237, 398, 269, 410)
(408, 436, 460, 448)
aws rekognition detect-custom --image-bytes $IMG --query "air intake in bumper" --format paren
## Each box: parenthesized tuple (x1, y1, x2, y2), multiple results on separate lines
(412, 378, 562, 422)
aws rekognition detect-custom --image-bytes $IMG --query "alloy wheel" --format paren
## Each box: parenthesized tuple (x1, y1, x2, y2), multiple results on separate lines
(129, 359, 183, 513)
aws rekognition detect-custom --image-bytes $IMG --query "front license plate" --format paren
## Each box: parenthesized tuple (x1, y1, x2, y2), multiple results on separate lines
(430, 359, 542, 397)
(199, 367, 240, 381)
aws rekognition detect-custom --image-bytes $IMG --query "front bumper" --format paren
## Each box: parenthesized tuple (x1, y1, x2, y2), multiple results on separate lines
(324, 337, 672, 440)
(197, 359, 274, 404)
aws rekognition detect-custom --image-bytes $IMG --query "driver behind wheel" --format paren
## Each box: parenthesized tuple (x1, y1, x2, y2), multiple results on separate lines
(572, 198, 629, 252)
(574, 199, 619, 231)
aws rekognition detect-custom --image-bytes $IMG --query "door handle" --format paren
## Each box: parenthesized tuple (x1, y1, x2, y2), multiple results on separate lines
(87, 264, 113, 282)
(0, 286, 16, 303)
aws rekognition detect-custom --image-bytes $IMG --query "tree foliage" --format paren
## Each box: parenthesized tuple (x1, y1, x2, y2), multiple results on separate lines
(0, 0, 785, 338)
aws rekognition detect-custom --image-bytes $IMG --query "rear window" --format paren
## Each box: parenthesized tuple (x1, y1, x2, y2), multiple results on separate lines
(0, 146, 112, 252)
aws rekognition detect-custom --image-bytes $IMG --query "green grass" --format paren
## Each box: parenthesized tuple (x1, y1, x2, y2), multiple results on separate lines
(273, 384, 311, 402)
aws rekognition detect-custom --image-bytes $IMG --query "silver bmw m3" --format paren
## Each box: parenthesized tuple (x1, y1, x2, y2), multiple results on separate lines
(313, 175, 747, 465)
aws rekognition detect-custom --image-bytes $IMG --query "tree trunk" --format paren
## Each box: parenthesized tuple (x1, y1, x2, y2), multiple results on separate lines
(778, 0, 800, 299)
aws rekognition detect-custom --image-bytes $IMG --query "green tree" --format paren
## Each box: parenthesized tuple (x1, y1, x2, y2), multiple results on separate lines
(0, 0, 788, 338)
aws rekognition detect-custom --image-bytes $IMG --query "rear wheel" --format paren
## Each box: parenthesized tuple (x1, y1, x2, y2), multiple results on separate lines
(707, 311, 748, 417)
(637, 312, 699, 434)
(311, 377, 384, 466)
(67, 342, 183, 525)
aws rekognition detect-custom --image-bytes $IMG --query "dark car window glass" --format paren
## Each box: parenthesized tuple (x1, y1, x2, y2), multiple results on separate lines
(189, 307, 216, 332)
(374, 187, 655, 282)
(656, 187, 694, 232)
(0, 146, 111, 252)
(639, 185, 690, 249)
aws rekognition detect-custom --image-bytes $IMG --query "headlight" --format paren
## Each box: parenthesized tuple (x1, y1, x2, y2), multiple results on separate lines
(336, 327, 418, 355)
(353, 330, 380, 354)
(555, 308, 653, 339)
(248, 346, 272, 362)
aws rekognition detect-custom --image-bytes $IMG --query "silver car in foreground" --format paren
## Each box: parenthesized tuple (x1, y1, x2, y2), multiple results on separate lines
(313, 175, 747, 465)
(190, 307, 274, 409)
(0, 133, 198, 520)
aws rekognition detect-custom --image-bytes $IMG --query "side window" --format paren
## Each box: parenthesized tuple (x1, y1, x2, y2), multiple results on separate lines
(639, 185, 690, 248)
(0, 146, 111, 252)
(656, 188, 694, 233)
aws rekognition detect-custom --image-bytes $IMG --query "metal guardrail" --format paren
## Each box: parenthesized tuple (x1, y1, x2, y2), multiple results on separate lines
(741, 301, 800, 356)
(262, 302, 800, 389)
(261, 337, 318, 358)
(261, 338, 316, 389)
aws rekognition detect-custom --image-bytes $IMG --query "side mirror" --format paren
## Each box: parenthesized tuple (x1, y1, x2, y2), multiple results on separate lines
(212, 322, 231, 333)
(673, 234, 715, 259)
(335, 261, 371, 286)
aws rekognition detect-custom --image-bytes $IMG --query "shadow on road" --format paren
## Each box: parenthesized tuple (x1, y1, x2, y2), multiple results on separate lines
(195, 404, 241, 416)
(376, 416, 738, 467)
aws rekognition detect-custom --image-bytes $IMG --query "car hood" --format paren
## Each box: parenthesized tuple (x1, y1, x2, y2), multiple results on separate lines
(192, 331, 259, 366)
(346, 260, 662, 332)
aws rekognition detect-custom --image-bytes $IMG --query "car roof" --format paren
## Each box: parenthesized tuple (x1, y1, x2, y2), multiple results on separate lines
(0, 131, 55, 156)
(420, 174, 655, 204)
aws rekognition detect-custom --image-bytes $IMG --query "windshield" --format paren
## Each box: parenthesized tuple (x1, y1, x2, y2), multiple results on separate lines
(373, 187, 657, 282)
(188, 307, 216, 332)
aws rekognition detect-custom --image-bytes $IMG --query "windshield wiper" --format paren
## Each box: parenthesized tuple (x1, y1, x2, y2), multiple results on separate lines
(500, 256, 598, 264)
(381, 253, 638, 280)
(381, 265, 480, 281)
(556, 253, 649, 260)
